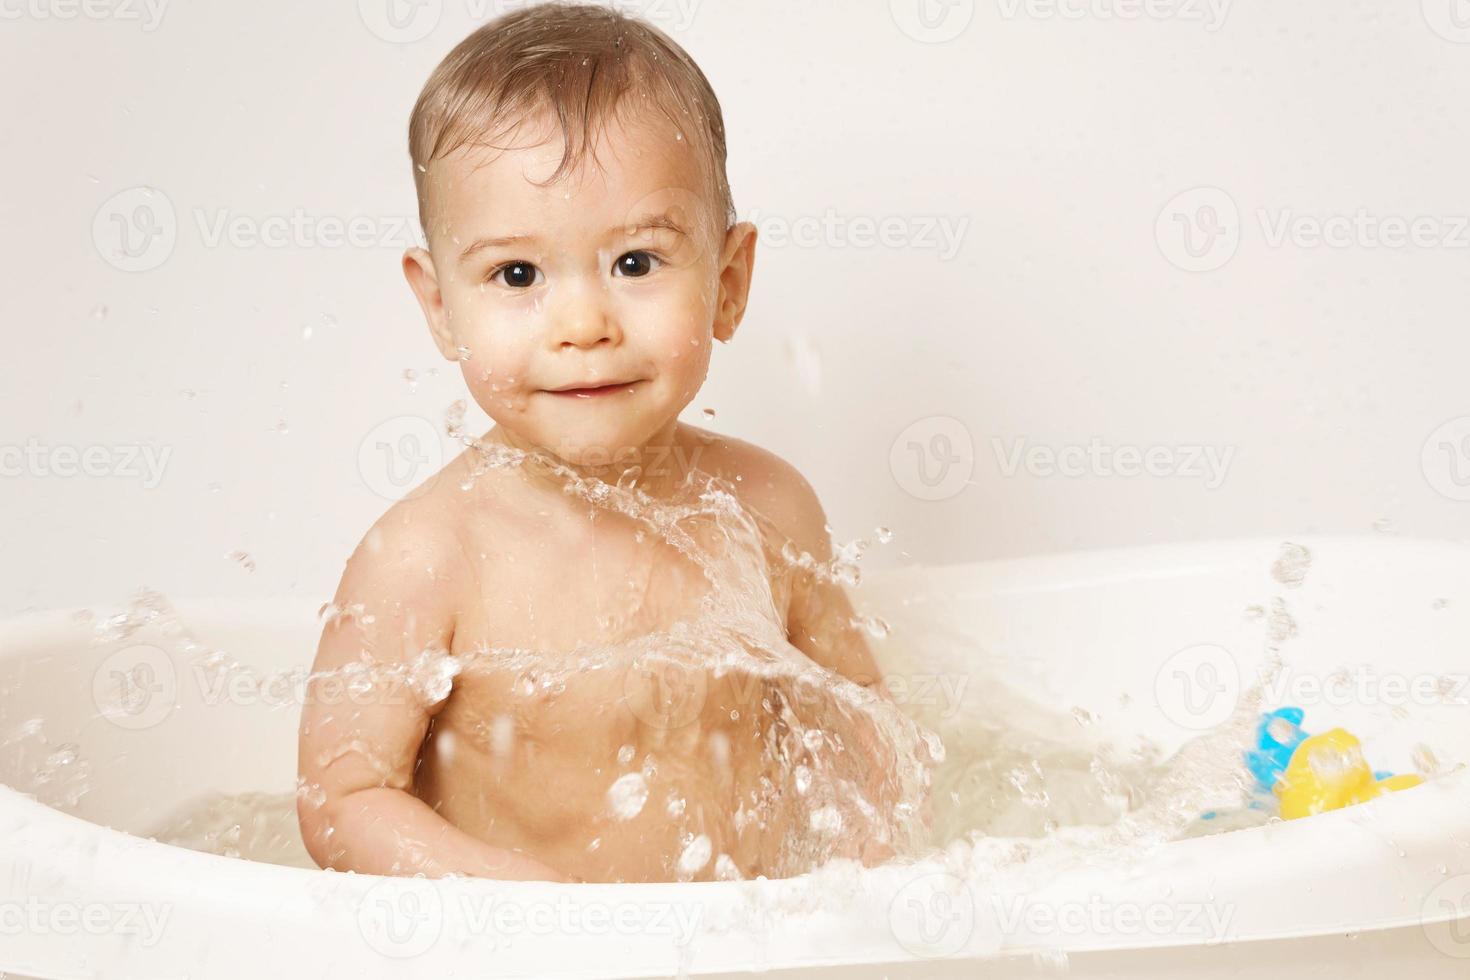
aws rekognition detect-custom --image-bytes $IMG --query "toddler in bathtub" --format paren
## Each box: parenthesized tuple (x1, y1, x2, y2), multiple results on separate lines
(295, 2, 926, 884)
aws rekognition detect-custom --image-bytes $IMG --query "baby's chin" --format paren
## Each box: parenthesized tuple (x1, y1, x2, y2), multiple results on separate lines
(504, 418, 679, 472)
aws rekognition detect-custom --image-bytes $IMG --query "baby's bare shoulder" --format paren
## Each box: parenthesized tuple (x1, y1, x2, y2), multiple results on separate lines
(684, 427, 830, 556)
(343, 449, 487, 589)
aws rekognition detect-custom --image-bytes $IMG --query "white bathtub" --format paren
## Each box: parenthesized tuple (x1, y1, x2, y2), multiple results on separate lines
(2, 535, 1469, 979)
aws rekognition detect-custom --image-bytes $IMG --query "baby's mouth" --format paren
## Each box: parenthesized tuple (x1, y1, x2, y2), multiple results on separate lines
(541, 380, 642, 399)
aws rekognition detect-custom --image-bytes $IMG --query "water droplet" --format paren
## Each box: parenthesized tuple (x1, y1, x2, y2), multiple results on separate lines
(226, 550, 255, 572)
(1413, 743, 1440, 774)
(785, 332, 823, 397)
(607, 772, 650, 820)
(808, 805, 843, 837)
(875, 526, 893, 544)
(701, 407, 716, 421)
(677, 834, 711, 876)
(489, 714, 515, 759)
(793, 764, 812, 795)
(407, 649, 460, 706)
(1271, 542, 1312, 588)
(456, 346, 472, 362)
(714, 854, 742, 880)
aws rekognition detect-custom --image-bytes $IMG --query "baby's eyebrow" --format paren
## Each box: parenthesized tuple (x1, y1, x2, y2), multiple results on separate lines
(456, 213, 689, 264)
(459, 233, 535, 263)
(620, 213, 690, 239)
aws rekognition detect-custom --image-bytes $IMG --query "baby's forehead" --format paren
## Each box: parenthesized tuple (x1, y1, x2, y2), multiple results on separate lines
(426, 110, 718, 236)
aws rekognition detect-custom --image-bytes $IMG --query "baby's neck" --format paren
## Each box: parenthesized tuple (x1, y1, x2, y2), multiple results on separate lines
(479, 420, 704, 504)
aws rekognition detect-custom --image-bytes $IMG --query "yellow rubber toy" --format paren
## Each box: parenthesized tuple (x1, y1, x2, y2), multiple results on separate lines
(1276, 729, 1423, 820)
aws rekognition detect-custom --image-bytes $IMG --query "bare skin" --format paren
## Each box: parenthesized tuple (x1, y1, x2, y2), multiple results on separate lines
(296, 105, 915, 883)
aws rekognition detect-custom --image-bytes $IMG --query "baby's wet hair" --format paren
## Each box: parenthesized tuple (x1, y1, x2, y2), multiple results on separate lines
(408, 1, 735, 240)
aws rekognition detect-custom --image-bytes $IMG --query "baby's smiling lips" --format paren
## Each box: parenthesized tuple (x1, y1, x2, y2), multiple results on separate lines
(542, 380, 641, 399)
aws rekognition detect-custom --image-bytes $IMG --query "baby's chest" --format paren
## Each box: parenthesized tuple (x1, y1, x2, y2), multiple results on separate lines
(459, 514, 792, 651)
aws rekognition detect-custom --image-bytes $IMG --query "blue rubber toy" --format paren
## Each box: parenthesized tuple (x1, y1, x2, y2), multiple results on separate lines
(1246, 706, 1308, 793)
(1201, 705, 1401, 821)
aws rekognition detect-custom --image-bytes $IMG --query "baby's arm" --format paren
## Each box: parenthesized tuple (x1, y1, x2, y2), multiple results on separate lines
(766, 469, 893, 701)
(744, 452, 935, 855)
(296, 510, 570, 882)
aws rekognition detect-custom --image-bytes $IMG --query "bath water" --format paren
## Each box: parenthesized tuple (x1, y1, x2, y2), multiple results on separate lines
(5, 440, 1415, 888)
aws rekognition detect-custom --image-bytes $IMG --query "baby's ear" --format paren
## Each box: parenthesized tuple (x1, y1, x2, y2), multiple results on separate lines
(402, 246, 459, 361)
(713, 221, 758, 344)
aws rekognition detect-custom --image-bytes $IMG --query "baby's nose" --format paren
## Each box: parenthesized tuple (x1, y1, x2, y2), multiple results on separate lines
(550, 280, 621, 350)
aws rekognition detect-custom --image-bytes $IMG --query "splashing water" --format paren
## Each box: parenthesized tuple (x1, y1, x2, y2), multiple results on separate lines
(12, 464, 1455, 894)
(104, 437, 943, 882)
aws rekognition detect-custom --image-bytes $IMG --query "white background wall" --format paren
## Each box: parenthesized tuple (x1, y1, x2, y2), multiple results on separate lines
(2, 0, 1469, 616)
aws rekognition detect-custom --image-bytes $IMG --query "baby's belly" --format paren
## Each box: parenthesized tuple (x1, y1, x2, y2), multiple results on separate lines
(414, 639, 798, 882)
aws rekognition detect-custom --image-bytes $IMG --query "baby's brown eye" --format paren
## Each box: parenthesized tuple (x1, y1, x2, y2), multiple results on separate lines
(614, 251, 660, 278)
(492, 261, 542, 288)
